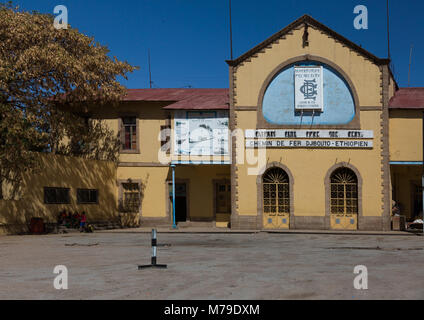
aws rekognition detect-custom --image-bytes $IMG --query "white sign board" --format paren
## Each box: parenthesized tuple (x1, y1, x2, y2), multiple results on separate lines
(294, 66, 324, 111)
(174, 111, 229, 156)
(245, 130, 374, 139)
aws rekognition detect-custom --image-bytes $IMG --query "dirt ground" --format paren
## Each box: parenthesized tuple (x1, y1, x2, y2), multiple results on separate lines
(0, 230, 423, 300)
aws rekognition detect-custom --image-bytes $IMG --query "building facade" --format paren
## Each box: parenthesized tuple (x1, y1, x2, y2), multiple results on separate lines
(1, 15, 422, 233)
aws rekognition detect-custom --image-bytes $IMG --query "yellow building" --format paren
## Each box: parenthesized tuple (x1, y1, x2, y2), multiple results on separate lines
(389, 89, 424, 223)
(1, 15, 422, 234)
(98, 88, 232, 228)
(224, 15, 421, 231)
(0, 153, 118, 235)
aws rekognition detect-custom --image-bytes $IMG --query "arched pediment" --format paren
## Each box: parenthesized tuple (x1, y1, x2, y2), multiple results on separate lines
(262, 60, 356, 126)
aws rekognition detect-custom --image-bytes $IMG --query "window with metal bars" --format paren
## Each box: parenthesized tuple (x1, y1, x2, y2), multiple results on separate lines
(330, 167, 358, 215)
(119, 182, 141, 213)
(263, 167, 290, 214)
(44, 187, 70, 204)
(77, 189, 98, 204)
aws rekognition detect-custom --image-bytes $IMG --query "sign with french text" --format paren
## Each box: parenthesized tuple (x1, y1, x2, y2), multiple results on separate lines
(246, 139, 373, 149)
(245, 129, 374, 139)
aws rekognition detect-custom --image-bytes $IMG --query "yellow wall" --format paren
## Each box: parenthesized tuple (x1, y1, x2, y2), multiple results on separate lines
(117, 166, 169, 219)
(0, 153, 117, 235)
(117, 164, 230, 224)
(389, 110, 423, 162)
(232, 24, 386, 222)
(93, 102, 169, 164)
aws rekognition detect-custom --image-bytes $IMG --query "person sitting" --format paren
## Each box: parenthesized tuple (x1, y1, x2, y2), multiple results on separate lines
(73, 211, 81, 229)
(62, 210, 68, 222)
(391, 201, 400, 216)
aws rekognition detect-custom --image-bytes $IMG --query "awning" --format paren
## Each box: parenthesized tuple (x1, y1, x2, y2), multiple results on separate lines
(390, 161, 423, 165)
(171, 160, 230, 165)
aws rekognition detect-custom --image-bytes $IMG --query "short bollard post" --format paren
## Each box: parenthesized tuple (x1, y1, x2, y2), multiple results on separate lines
(138, 229, 167, 269)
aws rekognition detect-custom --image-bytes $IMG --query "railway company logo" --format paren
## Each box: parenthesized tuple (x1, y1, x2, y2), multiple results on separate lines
(300, 79, 318, 101)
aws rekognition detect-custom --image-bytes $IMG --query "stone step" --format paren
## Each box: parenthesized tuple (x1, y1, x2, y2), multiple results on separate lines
(176, 221, 214, 228)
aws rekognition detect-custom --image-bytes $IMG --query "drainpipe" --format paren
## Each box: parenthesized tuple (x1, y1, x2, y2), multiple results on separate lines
(171, 164, 177, 229)
(422, 111, 424, 234)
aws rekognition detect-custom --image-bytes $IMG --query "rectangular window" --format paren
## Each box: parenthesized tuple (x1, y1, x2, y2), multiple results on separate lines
(44, 187, 70, 204)
(122, 117, 137, 151)
(77, 189, 98, 204)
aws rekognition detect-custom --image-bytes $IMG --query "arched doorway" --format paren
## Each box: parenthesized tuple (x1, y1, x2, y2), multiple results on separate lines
(330, 167, 358, 230)
(262, 167, 290, 229)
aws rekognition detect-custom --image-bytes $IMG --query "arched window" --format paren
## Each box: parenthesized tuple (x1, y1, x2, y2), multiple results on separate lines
(330, 167, 358, 215)
(263, 167, 290, 215)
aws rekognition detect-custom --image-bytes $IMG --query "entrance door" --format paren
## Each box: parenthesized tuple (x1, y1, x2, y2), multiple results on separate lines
(412, 182, 423, 219)
(330, 168, 358, 230)
(215, 182, 231, 227)
(262, 167, 290, 229)
(170, 183, 187, 223)
(216, 182, 231, 214)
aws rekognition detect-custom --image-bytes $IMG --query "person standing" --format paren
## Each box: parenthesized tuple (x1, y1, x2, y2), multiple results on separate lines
(80, 212, 87, 232)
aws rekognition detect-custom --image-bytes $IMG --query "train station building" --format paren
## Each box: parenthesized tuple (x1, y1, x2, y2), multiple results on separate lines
(1, 15, 423, 233)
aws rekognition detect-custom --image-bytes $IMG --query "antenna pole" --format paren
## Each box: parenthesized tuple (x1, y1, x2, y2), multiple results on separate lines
(229, 0, 233, 60)
(408, 45, 413, 87)
(148, 49, 152, 89)
(386, 0, 391, 60)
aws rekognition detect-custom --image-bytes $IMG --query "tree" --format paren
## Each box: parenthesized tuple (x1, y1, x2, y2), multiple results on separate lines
(0, 2, 138, 197)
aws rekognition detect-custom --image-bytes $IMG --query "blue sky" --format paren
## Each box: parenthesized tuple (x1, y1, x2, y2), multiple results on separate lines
(12, 0, 424, 89)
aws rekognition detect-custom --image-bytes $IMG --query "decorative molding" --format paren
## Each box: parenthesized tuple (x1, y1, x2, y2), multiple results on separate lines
(360, 106, 383, 111)
(380, 65, 392, 231)
(229, 65, 240, 229)
(117, 178, 143, 217)
(234, 106, 257, 111)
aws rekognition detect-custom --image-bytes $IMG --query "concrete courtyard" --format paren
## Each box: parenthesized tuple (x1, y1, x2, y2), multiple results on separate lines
(0, 230, 423, 300)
